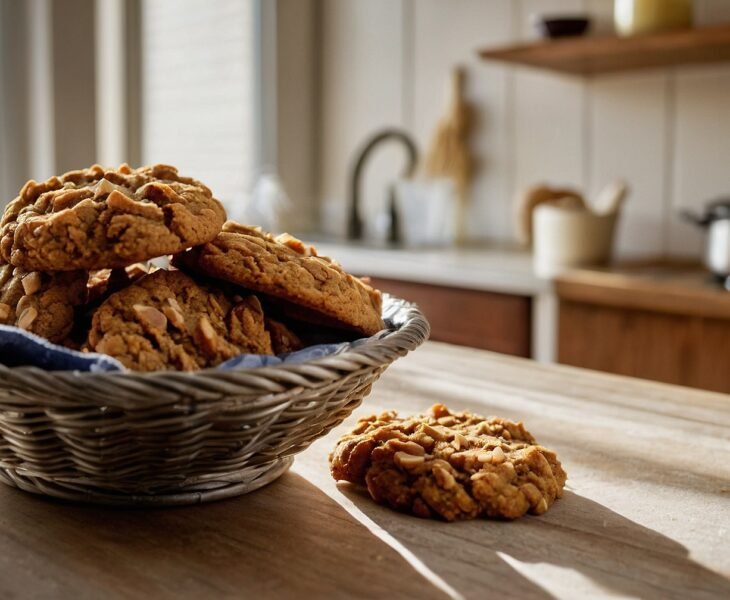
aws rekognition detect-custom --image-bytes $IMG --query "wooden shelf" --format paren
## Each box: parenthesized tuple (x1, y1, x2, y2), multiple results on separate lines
(479, 23, 730, 75)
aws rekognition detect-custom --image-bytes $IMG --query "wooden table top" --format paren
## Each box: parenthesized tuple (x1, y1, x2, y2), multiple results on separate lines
(1, 342, 728, 599)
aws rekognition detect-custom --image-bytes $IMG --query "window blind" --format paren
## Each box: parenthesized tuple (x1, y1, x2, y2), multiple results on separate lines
(140, 0, 257, 209)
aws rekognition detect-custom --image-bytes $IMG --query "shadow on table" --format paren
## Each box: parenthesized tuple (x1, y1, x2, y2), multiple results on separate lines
(338, 486, 730, 600)
(3, 473, 729, 600)
(0, 473, 448, 600)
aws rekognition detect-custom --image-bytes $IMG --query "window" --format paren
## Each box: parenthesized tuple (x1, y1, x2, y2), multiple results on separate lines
(0, 0, 317, 227)
(139, 0, 259, 209)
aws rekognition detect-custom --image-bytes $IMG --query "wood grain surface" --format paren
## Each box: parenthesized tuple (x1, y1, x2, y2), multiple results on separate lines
(479, 23, 730, 76)
(556, 264, 730, 392)
(555, 265, 730, 320)
(558, 299, 730, 393)
(0, 342, 729, 599)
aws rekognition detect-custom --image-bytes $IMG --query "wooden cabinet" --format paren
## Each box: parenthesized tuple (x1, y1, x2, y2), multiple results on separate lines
(556, 268, 730, 394)
(479, 23, 730, 76)
(558, 301, 730, 393)
(369, 277, 531, 357)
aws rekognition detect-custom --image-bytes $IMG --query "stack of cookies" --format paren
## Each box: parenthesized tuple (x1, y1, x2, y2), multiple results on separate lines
(0, 164, 384, 371)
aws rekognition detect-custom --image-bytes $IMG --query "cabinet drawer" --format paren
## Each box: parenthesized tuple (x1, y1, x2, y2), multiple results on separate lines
(558, 300, 730, 393)
(369, 277, 531, 357)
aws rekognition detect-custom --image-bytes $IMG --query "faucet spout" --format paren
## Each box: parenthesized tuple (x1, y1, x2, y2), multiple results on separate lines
(347, 128, 419, 241)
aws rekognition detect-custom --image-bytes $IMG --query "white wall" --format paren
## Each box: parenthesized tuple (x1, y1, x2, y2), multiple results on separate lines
(0, 0, 96, 204)
(277, 0, 319, 231)
(0, 0, 31, 204)
(140, 0, 317, 229)
(317, 0, 730, 258)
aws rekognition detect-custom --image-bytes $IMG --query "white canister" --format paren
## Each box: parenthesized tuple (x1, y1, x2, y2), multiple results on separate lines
(532, 204, 619, 278)
(393, 178, 456, 247)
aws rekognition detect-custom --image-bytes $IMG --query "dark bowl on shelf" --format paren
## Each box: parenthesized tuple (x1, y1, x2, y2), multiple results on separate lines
(537, 16, 590, 39)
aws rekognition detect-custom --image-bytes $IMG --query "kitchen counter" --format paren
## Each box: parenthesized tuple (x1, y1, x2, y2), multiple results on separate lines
(556, 261, 730, 319)
(1, 342, 728, 599)
(555, 262, 730, 393)
(313, 241, 556, 362)
(313, 242, 545, 296)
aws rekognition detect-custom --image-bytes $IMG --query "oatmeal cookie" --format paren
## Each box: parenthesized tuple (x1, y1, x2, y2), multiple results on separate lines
(87, 263, 153, 304)
(1, 164, 226, 271)
(87, 269, 273, 371)
(0, 264, 87, 343)
(61, 263, 155, 349)
(330, 404, 567, 521)
(265, 318, 304, 354)
(172, 223, 384, 336)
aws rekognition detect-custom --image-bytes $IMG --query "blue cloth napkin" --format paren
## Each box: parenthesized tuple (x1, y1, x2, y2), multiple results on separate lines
(0, 321, 392, 373)
(0, 325, 124, 372)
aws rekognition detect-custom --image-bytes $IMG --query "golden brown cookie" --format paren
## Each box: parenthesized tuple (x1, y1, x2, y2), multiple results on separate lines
(1, 164, 226, 271)
(86, 263, 153, 304)
(55, 264, 155, 351)
(330, 404, 567, 521)
(0, 264, 87, 343)
(173, 222, 384, 336)
(265, 318, 304, 354)
(87, 269, 273, 371)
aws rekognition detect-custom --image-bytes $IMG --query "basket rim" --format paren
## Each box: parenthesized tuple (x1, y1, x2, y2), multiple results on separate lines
(0, 294, 430, 382)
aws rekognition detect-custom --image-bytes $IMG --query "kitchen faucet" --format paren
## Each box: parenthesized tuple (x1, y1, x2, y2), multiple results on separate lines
(347, 128, 419, 242)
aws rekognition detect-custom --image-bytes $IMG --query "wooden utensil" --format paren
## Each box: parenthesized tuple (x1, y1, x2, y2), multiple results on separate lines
(422, 66, 474, 243)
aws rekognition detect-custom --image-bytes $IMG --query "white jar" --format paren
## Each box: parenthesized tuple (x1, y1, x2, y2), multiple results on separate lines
(532, 205, 619, 278)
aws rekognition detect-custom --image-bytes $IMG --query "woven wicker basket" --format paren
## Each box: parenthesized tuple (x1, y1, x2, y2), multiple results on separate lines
(0, 296, 428, 506)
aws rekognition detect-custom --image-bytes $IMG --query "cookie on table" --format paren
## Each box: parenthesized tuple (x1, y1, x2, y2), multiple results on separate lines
(330, 404, 567, 521)
(0, 264, 87, 343)
(87, 269, 273, 371)
(1, 163, 226, 271)
(173, 222, 384, 336)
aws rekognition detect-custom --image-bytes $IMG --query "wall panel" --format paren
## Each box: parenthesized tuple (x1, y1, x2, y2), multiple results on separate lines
(316, 0, 730, 259)
(411, 0, 513, 241)
(670, 64, 730, 256)
(318, 0, 405, 238)
(589, 72, 668, 258)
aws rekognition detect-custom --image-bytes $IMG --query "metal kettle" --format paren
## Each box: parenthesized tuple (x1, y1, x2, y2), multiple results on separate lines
(682, 199, 730, 280)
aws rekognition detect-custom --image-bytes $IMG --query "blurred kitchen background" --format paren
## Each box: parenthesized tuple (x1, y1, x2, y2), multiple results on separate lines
(2, 0, 730, 392)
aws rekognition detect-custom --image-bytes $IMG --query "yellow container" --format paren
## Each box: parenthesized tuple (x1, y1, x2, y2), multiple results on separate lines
(614, 0, 693, 36)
